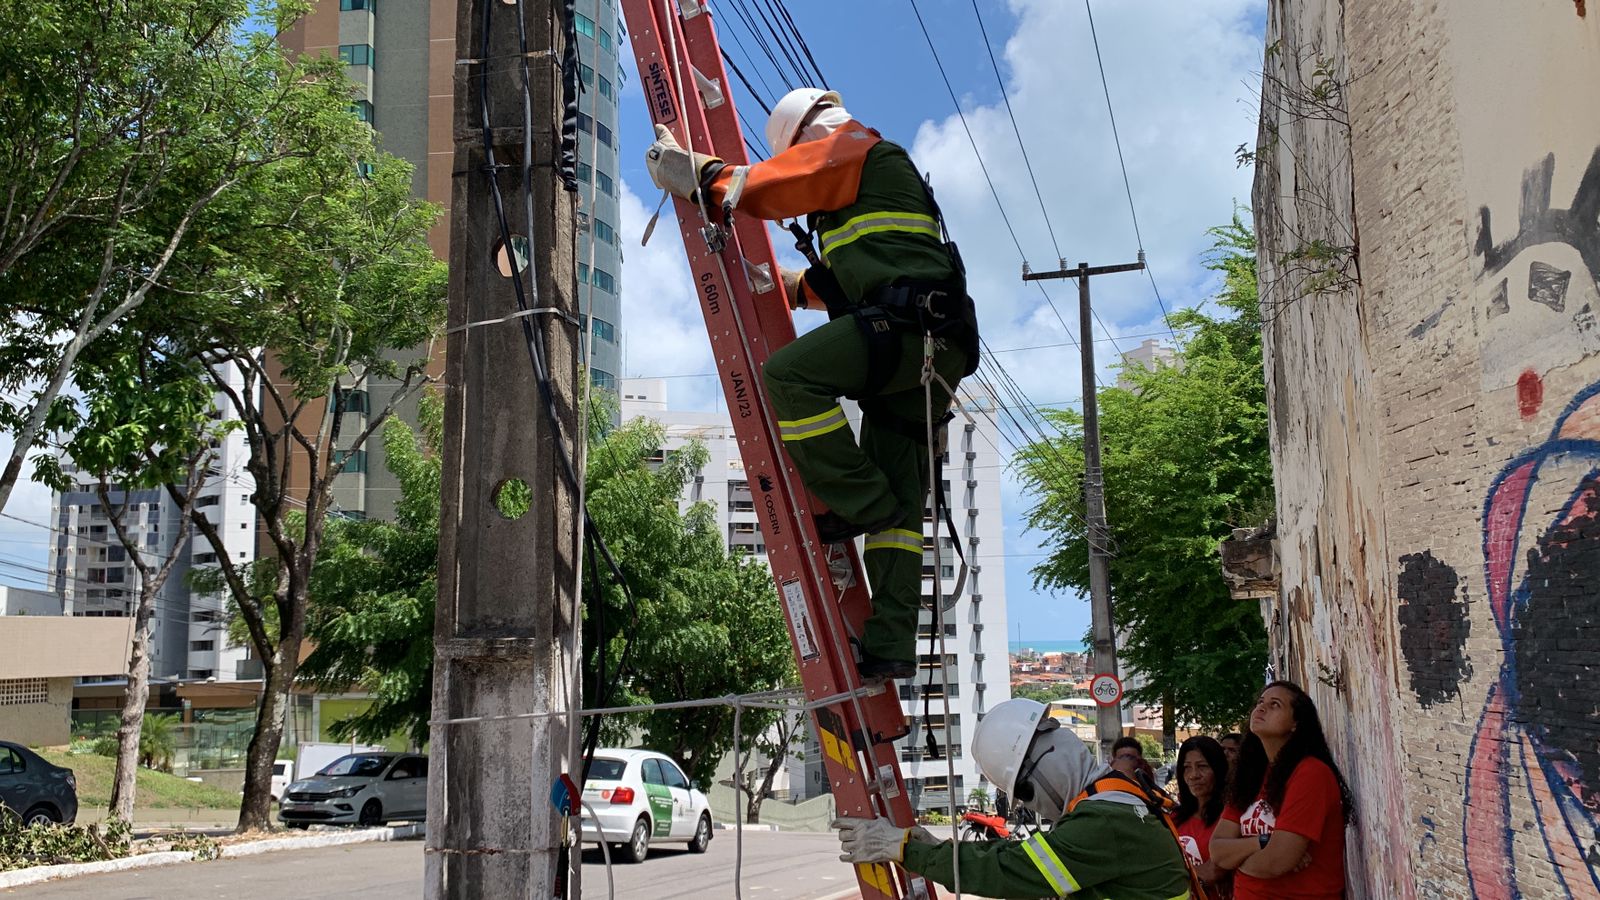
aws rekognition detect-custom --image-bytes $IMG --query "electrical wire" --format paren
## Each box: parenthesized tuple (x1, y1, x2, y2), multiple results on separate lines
(1080, 0, 1178, 342)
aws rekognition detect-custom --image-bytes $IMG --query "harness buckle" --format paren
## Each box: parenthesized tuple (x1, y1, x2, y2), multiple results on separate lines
(700, 222, 726, 253)
(916, 289, 949, 319)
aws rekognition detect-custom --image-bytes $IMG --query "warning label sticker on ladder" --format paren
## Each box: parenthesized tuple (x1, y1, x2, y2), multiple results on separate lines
(781, 579, 820, 660)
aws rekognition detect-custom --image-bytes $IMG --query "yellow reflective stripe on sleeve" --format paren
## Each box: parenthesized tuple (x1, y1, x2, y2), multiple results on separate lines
(863, 528, 923, 555)
(818, 211, 940, 258)
(778, 406, 848, 442)
(1021, 832, 1081, 896)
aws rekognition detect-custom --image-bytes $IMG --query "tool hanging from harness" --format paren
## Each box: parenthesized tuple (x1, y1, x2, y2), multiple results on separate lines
(1068, 772, 1210, 900)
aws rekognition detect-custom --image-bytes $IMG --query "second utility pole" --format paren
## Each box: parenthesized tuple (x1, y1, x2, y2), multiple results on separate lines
(1023, 258, 1144, 762)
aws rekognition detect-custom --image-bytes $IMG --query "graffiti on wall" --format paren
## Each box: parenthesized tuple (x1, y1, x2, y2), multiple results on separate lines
(1395, 551, 1471, 708)
(1466, 148, 1600, 899)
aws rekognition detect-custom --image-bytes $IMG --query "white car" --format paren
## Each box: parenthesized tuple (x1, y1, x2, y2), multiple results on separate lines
(271, 760, 293, 803)
(579, 749, 713, 863)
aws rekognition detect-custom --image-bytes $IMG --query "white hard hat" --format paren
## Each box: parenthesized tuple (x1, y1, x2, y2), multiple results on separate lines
(972, 698, 1058, 797)
(766, 87, 842, 155)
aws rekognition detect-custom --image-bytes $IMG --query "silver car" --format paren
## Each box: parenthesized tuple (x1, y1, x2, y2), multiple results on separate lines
(278, 752, 427, 829)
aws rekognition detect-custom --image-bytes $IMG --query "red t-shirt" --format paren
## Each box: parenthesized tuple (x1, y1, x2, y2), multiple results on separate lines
(1176, 815, 1217, 866)
(1221, 757, 1346, 899)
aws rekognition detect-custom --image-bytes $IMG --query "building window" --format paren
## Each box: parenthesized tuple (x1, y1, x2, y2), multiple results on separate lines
(578, 263, 616, 293)
(577, 112, 591, 134)
(0, 678, 48, 707)
(593, 219, 616, 246)
(193, 551, 218, 565)
(574, 12, 596, 39)
(591, 369, 617, 392)
(356, 161, 375, 179)
(190, 640, 215, 652)
(596, 170, 614, 197)
(350, 100, 374, 123)
(338, 388, 369, 414)
(596, 122, 613, 147)
(591, 317, 616, 343)
(577, 161, 592, 183)
(598, 74, 613, 101)
(338, 44, 375, 68)
(332, 449, 368, 474)
(196, 495, 220, 507)
(339, 0, 372, 8)
(598, 28, 612, 52)
(580, 63, 595, 86)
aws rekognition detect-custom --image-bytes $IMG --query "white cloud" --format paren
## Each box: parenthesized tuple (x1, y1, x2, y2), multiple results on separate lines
(909, 0, 1261, 404)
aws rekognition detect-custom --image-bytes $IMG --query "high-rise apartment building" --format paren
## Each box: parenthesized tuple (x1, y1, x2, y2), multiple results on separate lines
(285, 0, 624, 519)
(47, 370, 258, 681)
(619, 377, 1012, 812)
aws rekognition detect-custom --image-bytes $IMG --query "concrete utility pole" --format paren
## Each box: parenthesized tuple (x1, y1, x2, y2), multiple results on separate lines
(1023, 259, 1145, 762)
(427, 0, 580, 896)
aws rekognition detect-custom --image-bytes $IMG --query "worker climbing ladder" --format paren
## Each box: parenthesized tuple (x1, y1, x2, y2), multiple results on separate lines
(621, 2, 935, 898)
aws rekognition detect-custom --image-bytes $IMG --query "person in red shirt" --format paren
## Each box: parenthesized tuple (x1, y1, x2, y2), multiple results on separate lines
(1174, 735, 1231, 899)
(1210, 681, 1354, 899)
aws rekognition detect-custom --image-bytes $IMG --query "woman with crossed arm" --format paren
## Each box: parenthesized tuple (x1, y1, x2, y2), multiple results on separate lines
(1209, 681, 1354, 900)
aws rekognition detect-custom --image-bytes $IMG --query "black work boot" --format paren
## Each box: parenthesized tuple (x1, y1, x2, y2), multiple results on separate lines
(849, 637, 916, 682)
(814, 510, 903, 545)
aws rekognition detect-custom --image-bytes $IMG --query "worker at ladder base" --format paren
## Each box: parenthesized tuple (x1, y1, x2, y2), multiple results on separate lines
(832, 699, 1197, 899)
(646, 87, 980, 681)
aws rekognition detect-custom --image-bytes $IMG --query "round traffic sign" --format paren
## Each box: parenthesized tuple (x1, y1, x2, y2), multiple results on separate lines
(1090, 673, 1123, 706)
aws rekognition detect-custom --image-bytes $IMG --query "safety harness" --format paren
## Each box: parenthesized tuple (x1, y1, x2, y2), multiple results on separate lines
(1066, 772, 1210, 900)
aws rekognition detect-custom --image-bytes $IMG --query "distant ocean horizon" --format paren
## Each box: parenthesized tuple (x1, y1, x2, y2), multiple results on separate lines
(1009, 639, 1087, 654)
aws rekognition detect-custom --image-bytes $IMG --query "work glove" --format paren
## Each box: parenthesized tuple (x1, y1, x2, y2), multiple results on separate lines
(832, 816, 938, 864)
(645, 124, 721, 201)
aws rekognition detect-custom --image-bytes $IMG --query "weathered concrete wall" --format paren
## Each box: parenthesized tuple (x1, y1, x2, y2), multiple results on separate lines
(0, 678, 75, 747)
(1257, 0, 1600, 896)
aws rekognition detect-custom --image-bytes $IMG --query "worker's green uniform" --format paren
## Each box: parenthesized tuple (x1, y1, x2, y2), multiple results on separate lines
(902, 801, 1194, 899)
(750, 125, 976, 667)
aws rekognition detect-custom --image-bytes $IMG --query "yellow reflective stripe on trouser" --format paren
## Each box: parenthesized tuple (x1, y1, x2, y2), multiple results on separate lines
(1021, 832, 1081, 896)
(818, 211, 939, 258)
(778, 405, 848, 442)
(864, 528, 923, 555)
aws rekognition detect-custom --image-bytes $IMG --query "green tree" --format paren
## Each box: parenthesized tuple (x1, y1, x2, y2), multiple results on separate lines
(149, 52, 447, 833)
(300, 397, 795, 791)
(0, 0, 327, 516)
(1019, 213, 1269, 735)
(32, 340, 222, 821)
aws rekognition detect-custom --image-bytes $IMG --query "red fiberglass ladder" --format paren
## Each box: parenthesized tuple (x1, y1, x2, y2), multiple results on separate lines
(620, 2, 934, 898)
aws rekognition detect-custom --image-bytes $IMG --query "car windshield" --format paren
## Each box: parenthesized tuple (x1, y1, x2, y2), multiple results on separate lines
(317, 755, 389, 777)
(587, 758, 626, 781)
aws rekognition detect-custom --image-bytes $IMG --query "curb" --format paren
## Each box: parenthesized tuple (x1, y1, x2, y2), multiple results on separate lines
(0, 823, 424, 890)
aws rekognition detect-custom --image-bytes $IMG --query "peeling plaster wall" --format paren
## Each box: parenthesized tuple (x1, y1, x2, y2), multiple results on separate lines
(1256, 0, 1600, 897)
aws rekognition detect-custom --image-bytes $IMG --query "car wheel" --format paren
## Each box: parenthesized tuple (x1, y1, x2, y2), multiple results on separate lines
(688, 814, 712, 854)
(22, 805, 60, 828)
(617, 816, 650, 864)
(358, 799, 384, 828)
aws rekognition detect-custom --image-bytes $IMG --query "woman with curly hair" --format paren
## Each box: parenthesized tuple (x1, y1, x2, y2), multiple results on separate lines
(1209, 681, 1354, 899)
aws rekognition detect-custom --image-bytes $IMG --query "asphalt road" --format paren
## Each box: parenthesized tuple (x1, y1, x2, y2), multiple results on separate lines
(3, 831, 858, 900)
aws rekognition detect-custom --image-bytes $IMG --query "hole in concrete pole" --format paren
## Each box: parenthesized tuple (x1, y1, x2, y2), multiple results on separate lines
(494, 235, 530, 277)
(492, 478, 532, 520)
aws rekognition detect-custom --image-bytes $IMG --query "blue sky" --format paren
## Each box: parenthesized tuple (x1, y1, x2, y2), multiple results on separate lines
(613, 0, 1268, 641)
(0, 1, 1269, 644)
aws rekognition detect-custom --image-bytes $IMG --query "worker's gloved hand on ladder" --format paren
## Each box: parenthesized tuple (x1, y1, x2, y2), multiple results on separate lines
(646, 124, 721, 201)
(832, 816, 939, 864)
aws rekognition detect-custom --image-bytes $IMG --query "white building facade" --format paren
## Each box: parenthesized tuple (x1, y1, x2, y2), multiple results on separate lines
(48, 369, 257, 681)
(619, 378, 1012, 812)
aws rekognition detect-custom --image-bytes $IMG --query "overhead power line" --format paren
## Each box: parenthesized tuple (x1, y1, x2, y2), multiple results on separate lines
(1081, 0, 1178, 342)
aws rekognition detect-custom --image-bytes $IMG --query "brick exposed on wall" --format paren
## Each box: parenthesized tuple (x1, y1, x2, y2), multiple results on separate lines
(1256, 0, 1600, 897)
